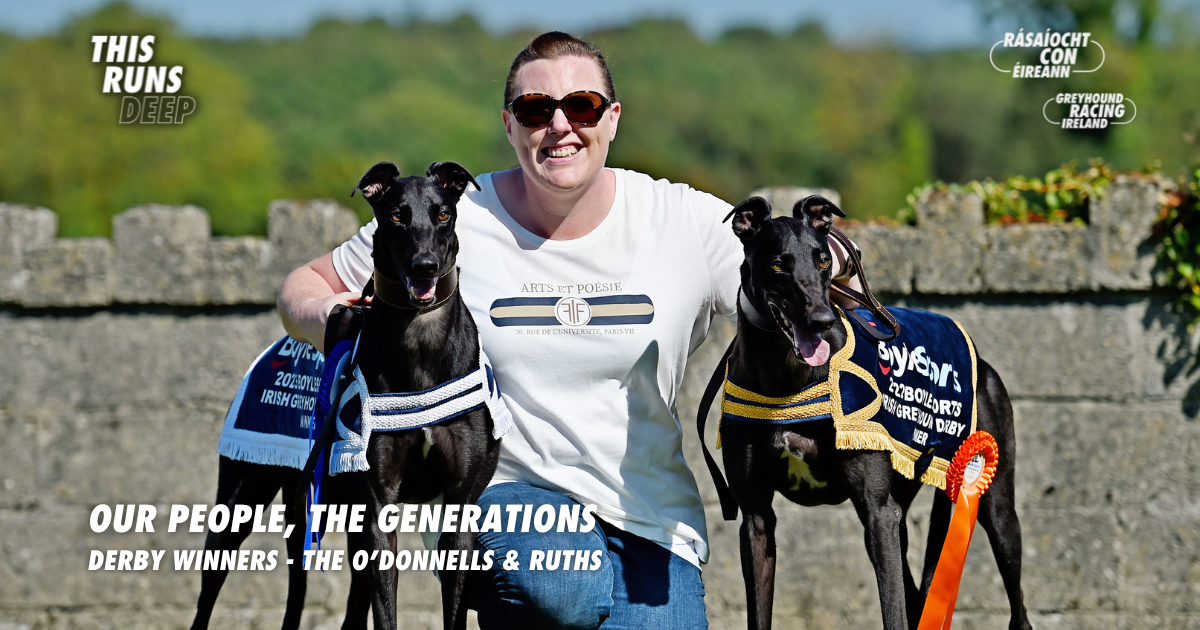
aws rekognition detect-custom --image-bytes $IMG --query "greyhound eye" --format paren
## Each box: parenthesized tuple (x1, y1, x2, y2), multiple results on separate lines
(819, 258, 831, 269)
(390, 214, 401, 224)
(438, 209, 451, 222)
(770, 259, 783, 272)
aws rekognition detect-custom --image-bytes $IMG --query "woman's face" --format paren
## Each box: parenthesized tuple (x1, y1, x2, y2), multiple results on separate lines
(503, 56, 620, 195)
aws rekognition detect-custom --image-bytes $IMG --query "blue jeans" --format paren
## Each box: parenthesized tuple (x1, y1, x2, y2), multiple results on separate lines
(465, 482, 707, 630)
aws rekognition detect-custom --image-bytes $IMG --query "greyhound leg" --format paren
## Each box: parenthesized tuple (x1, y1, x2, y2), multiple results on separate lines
(978, 483, 1032, 630)
(890, 479, 923, 627)
(192, 458, 283, 630)
(431, 423, 501, 630)
(340, 571, 371, 630)
(279, 470, 307, 630)
(973, 360, 1031, 630)
(844, 451, 908, 630)
(916, 489, 952, 629)
(336, 471, 389, 630)
(739, 499, 778, 630)
(721, 425, 780, 630)
(439, 472, 494, 629)
(361, 481, 399, 630)
(724, 446, 778, 630)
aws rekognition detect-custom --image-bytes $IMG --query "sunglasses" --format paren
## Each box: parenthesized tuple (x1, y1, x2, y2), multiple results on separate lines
(505, 91, 612, 128)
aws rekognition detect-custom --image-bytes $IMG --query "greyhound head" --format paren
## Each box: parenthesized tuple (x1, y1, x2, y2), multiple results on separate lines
(725, 194, 846, 366)
(352, 161, 479, 307)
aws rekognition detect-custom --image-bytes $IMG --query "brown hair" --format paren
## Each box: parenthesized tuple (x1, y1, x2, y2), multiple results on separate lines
(503, 31, 617, 106)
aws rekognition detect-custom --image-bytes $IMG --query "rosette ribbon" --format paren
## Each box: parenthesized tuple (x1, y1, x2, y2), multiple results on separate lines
(917, 431, 999, 630)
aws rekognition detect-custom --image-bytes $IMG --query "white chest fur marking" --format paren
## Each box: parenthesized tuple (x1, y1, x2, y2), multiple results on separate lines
(422, 427, 434, 459)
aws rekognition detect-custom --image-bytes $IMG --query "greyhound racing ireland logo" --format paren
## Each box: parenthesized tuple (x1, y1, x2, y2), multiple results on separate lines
(1044, 93, 1136, 129)
(91, 35, 196, 124)
(489, 295, 654, 328)
(990, 30, 1104, 78)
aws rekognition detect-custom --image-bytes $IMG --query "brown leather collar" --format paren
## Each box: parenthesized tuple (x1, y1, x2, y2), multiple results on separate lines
(373, 267, 458, 311)
(738, 289, 783, 333)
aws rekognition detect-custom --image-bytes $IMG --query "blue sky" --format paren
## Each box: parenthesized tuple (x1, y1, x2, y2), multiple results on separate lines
(3, 0, 997, 48)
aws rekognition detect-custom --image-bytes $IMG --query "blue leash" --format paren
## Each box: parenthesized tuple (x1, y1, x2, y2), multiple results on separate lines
(304, 339, 355, 562)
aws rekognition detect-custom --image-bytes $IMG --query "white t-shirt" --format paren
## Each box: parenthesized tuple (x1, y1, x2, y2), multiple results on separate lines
(332, 168, 742, 566)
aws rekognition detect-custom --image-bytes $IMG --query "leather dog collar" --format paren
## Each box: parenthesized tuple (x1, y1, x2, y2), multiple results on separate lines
(738, 289, 782, 333)
(373, 267, 458, 311)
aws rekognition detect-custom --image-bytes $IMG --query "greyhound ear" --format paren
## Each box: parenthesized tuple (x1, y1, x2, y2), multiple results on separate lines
(426, 161, 479, 199)
(793, 195, 846, 232)
(352, 161, 401, 202)
(724, 196, 773, 244)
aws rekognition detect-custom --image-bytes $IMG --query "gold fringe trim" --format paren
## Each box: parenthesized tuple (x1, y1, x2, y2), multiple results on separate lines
(920, 456, 950, 489)
(890, 448, 916, 479)
(715, 419, 723, 450)
(955, 321, 979, 436)
(920, 466, 947, 489)
(834, 428, 895, 453)
(889, 435, 922, 461)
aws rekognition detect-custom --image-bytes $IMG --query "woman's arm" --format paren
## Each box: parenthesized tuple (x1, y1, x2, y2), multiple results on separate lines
(827, 236, 866, 311)
(277, 252, 364, 354)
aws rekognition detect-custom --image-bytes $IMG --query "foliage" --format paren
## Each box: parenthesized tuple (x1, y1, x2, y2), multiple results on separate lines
(1153, 164, 1200, 329)
(0, 4, 1199, 234)
(900, 159, 1115, 225)
(0, 4, 280, 236)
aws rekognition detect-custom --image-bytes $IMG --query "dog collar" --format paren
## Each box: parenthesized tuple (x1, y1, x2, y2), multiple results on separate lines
(373, 267, 458, 311)
(738, 289, 782, 333)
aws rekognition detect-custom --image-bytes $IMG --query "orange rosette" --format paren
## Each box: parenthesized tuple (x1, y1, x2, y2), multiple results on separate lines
(945, 430, 999, 503)
(917, 431, 1000, 630)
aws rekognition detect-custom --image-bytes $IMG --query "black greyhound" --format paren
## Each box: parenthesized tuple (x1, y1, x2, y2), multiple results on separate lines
(192, 161, 501, 630)
(323, 160, 502, 630)
(710, 196, 1031, 630)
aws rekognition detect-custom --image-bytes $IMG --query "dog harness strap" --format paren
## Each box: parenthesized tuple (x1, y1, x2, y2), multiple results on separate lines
(696, 339, 740, 521)
(721, 372, 834, 424)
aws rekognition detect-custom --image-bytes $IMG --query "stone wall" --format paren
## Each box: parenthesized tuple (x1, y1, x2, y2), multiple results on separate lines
(1, 180, 1196, 629)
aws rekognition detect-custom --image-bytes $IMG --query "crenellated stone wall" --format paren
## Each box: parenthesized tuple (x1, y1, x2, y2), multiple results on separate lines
(1, 200, 361, 308)
(1, 179, 1196, 629)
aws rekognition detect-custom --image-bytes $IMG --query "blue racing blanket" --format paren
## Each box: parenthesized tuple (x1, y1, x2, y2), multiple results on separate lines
(832, 307, 978, 489)
(720, 306, 977, 490)
(217, 336, 326, 469)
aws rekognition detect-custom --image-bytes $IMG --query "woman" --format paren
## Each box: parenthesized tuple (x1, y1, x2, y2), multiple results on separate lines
(279, 31, 859, 629)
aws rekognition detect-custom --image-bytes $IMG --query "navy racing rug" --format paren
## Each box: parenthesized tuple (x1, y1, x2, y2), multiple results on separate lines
(835, 306, 978, 489)
(721, 306, 978, 490)
(217, 336, 326, 469)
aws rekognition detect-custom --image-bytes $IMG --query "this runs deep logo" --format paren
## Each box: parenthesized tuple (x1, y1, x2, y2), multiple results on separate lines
(91, 35, 196, 124)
